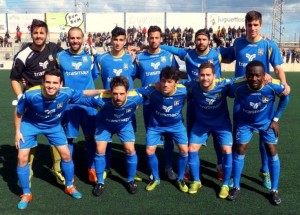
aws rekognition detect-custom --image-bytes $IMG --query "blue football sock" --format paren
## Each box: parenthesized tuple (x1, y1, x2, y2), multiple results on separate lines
(17, 164, 31, 194)
(177, 153, 188, 181)
(164, 134, 174, 169)
(232, 153, 245, 189)
(260, 139, 269, 173)
(188, 151, 200, 182)
(86, 139, 96, 169)
(126, 153, 138, 182)
(95, 153, 105, 184)
(268, 154, 280, 190)
(61, 160, 74, 187)
(222, 153, 233, 186)
(147, 153, 159, 181)
(105, 143, 112, 170)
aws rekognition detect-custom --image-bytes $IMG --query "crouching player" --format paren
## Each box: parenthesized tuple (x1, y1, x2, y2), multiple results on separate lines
(14, 69, 103, 209)
(87, 76, 145, 196)
(183, 62, 233, 197)
(138, 66, 189, 192)
(227, 60, 290, 205)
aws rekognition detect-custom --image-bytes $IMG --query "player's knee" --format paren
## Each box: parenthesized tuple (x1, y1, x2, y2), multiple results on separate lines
(146, 146, 156, 155)
(237, 143, 247, 155)
(265, 143, 277, 156)
(17, 154, 29, 167)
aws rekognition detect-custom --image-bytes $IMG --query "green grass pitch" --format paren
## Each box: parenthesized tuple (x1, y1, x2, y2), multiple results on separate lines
(0, 70, 299, 215)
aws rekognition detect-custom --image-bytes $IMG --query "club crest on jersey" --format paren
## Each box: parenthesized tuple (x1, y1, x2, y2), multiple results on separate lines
(215, 93, 221, 99)
(57, 103, 63, 109)
(126, 108, 132, 113)
(258, 49, 264, 56)
(82, 56, 88, 63)
(174, 100, 180, 106)
(161, 56, 166, 63)
(123, 63, 129, 70)
(208, 59, 214, 64)
(262, 97, 269, 103)
(48, 54, 54, 61)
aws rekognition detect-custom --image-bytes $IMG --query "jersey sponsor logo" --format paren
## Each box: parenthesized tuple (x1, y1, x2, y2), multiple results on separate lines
(145, 71, 160, 76)
(250, 102, 261, 109)
(161, 56, 166, 63)
(151, 62, 160, 70)
(72, 62, 82, 70)
(114, 113, 124, 118)
(45, 109, 56, 114)
(39, 61, 49, 69)
(246, 53, 256, 61)
(162, 105, 173, 112)
(206, 98, 216, 105)
(113, 69, 123, 76)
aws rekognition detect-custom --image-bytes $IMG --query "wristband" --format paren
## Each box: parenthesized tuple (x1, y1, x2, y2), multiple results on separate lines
(273, 117, 279, 122)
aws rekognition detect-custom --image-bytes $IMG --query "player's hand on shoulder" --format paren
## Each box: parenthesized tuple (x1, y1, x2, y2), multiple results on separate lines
(269, 121, 279, 137)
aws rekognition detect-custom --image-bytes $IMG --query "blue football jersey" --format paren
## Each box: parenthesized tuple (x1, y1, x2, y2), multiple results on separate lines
(184, 78, 232, 128)
(17, 86, 83, 129)
(137, 84, 187, 128)
(161, 45, 223, 79)
(83, 90, 144, 130)
(230, 78, 285, 129)
(96, 50, 136, 89)
(135, 49, 179, 87)
(57, 49, 98, 90)
(221, 37, 283, 77)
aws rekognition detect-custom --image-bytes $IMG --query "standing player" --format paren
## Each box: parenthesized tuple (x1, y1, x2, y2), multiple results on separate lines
(57, 27, 99, 183)
(221, 11, 291, 189)
(227, 61, 289, 205)
(96, 26, 138, 181)
(84, 76, 145, 196)
(183, 62, 233, 198)
(138, 67, 189, 192)
(14, 69, 103, 209)
(160, 29, 224, 180)
(135, 26, 179, 180)
(10, 19, 65, 185)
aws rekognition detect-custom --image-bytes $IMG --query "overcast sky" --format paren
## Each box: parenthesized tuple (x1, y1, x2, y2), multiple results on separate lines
(1, 0, 299, 41)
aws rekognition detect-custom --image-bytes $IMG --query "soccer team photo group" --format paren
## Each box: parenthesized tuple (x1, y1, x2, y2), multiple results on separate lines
(1, 3, 298, 214)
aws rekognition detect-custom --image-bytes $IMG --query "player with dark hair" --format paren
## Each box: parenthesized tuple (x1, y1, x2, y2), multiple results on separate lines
(160, 28, 224, 180)
(221, 10, 291, 190)
(85, 76, 145, 196)
(10, 19, 65, 186)
(227, 60, 289, 205)
(57, 27, 99, 183)
(182, 62, 234, 197)
(96, 26, 139, 182)
(135, 25, 179, 181)
(138, 67, 189, 192)
(14, 69, 103, 209)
